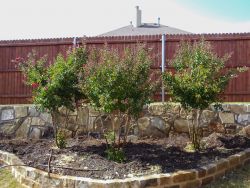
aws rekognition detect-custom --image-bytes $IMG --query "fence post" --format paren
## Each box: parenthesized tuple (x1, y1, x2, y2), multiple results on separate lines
(161, 34, 166, 102)
(73, 37, 77, 48)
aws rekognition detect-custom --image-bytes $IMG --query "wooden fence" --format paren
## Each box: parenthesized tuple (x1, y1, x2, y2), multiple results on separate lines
(0, 33, 250, 104)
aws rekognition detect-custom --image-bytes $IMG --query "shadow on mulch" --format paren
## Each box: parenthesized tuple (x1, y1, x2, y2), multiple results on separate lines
(71, 137, 247, 173)
(218, 135, 250, 149)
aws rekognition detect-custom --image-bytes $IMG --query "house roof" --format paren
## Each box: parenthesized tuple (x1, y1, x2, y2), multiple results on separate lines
(99, 23, 191, 36)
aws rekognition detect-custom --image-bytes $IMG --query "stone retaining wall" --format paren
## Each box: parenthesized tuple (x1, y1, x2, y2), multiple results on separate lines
(0, 149, 249, 188)
(0, 103, 250, 139)
(139, 103, 250, 138)
(0, 105, 53, 139)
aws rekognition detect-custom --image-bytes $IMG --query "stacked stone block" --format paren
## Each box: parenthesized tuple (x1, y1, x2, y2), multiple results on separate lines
(0, 103, 250, 139)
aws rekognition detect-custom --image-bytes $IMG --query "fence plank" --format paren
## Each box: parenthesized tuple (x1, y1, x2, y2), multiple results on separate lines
(0, 34, 250, 104)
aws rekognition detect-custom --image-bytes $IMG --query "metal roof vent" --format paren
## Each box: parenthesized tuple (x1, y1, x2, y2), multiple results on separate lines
(136, 6, 142, 27)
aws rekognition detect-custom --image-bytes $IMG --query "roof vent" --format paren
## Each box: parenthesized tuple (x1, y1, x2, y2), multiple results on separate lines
(158, 17, 160, 26)
(135, 6, 142, 27)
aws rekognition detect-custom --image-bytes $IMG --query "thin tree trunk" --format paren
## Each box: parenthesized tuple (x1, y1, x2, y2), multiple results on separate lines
(111, 113, 116, 146)
(197, 109, 202, 150)
(51, 111, 59, 148)
(193, 109, 202, 151)
(118, 112, 122, 147)
(123, 114, 130, 147)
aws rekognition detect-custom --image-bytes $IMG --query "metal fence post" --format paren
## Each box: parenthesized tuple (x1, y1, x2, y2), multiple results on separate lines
(161, 34, 166, 102)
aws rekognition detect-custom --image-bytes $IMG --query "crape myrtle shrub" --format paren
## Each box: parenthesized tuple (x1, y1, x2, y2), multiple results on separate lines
(16, 44, 160, 152)
(163, 39, 247, 150)
(82, 45, 160, 161)
(16, 47, 88, 148)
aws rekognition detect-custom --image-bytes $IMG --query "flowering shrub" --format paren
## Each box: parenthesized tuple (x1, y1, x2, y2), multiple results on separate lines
(15, 53, 48, 92)
(163, 39, 248, 150)
(83, 45, 159, 151)
(17, 47, 88, 148)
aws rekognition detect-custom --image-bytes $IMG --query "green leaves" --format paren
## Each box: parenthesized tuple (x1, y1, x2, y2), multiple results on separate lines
(163, 39, 247, 110)
(84, 45, 159, 118)
(162, 39, 249, 150)
(19, 47, 88, 113)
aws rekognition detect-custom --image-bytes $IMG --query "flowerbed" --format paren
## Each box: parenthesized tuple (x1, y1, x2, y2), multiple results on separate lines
(0, 134, 250, 188)
(2, 35, 249, 188)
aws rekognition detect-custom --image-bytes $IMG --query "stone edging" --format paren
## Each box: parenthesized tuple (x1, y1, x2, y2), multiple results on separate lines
(0, 149, 250, 188)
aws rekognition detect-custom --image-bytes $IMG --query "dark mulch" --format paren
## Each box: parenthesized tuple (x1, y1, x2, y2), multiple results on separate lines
(0, 134, 249, 180)
(0, 132, 12, 140)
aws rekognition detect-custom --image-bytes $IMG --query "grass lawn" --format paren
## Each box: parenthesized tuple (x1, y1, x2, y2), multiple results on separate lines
(0, 168, 24, 188)
(204, 163, 250, 188)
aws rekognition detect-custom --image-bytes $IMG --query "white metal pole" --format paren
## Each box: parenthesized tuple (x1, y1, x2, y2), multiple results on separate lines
(73, 37, 77, 48)
(161, 34, 166, 102)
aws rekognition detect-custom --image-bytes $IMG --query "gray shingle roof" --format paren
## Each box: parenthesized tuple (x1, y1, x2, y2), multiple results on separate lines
(99, 23, 191, 36)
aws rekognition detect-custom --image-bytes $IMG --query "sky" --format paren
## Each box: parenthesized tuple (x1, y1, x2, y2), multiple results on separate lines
(0, 0, 249, 40)
(177, 0, 250, 22)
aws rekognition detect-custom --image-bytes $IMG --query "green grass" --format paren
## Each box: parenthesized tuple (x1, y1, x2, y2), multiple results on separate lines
(0, 168, 24, 188)
(204, 163, 250, 188)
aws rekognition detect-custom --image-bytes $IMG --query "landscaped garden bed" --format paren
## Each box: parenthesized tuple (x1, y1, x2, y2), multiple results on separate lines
(0, 134, 249, 180)
(0, 39, 249, 188)
(0, 134, 250, 188)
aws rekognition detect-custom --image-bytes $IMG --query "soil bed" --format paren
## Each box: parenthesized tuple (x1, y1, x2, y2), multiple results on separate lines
(0, 134, 249, 180)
